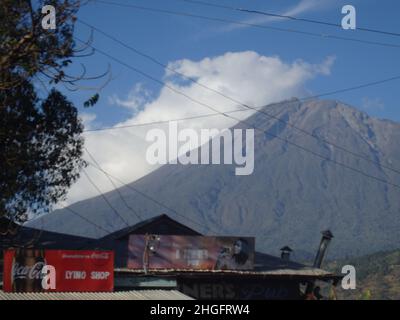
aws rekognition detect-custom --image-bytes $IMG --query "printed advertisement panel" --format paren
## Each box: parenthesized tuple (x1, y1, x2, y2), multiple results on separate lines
(3, 249, 114, 292)
(127, 235, 255, 270)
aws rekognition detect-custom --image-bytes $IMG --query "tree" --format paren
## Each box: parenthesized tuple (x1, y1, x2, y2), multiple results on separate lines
(360, 289, 372, 300)
(0, 0, 81, 89)
(1, 79, 85, 223)
(0, 0, 97, 227)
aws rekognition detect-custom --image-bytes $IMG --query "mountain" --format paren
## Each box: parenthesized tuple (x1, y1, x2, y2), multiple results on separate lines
(28, 98, 400, 258)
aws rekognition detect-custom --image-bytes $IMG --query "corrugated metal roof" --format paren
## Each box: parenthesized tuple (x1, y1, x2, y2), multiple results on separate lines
(0, 289, 193, 300)
(114, 267, 335, 278)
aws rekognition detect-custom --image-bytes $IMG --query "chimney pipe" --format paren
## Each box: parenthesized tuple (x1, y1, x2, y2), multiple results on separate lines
(280, 246, 293, 261)
(313, 230, 333, 268)
(305, 230, 334, 299)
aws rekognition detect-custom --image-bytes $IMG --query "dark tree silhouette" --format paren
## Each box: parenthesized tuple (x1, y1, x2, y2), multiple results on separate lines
(0, 0, 81, 88)
(0, 1, 102, 228)
(0, 79, 85, 224)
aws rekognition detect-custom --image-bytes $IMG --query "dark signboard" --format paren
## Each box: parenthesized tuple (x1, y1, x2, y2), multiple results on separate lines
(128, 235, 255, 270)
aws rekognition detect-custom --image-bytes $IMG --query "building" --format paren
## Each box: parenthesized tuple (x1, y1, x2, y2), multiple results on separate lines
(0, 215, 341, 300)
(96, 215, 340, 299)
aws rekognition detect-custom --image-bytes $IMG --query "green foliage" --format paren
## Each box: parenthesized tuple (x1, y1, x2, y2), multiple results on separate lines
(0, 0, 79, 88)
(83, 93, 99, 108)
(360, 289, 372, 300)
(0, 1, 89, 224)
(0, 80, 86, 223)
(324, 249, 400, 300)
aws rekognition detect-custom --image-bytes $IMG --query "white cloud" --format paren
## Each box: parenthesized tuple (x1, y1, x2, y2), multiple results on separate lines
(79, 112, 97, 130)
(108, 83, 152, 113)
(63, 51, 334, 205)
(362, 97, 385, 111)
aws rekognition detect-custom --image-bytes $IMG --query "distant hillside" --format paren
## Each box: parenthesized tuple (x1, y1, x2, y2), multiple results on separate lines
(29, 98, 400, 258)
(323, 249, 400, 300)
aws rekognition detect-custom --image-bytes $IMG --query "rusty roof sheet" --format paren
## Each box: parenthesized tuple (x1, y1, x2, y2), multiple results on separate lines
(114, 267, 337, 278)
(0, 289, 193, 300)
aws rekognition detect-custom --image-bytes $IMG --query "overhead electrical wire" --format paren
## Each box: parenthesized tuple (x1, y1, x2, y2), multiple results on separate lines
(74, 36, 400, 190)
(74, 24, 400, 177)
(177, 0, 400, 38)
(86, 161, 221, 235)
(60, 205, 114, 235)
(94, 0, 400, 49)
(82, 168, 131, 227)
(60, 204, 134, 241)
(84, 146, 143, 221)
(83, 108, 255, 133)
(44, 1, 400, 238)
(86, 161, 280, 240)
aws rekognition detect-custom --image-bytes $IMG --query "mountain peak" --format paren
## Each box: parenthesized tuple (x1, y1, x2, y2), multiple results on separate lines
(29, 99, 400, 259)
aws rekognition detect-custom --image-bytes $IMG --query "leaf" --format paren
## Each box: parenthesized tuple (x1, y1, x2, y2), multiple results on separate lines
(83, 93, 99, 108)
(62, 59, 72, 67)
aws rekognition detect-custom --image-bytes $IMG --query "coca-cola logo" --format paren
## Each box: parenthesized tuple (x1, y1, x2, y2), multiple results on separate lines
(12, 262, 46, 280)
(91, 252, 109, 259)
(90, 252, 112, 267)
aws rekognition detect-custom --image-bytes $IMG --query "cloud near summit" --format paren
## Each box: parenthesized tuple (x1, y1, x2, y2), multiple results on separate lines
(64, 51, 335, 206)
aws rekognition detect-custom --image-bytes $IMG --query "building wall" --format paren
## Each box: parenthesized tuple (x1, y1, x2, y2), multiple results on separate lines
(177, 277, 302, 300)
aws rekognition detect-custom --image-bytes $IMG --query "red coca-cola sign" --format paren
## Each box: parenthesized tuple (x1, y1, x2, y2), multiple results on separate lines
(3, 249, 114, 292)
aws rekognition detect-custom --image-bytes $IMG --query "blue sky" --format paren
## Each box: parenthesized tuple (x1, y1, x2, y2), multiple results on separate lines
(65, 0, 400, 125)
(40, 0, 400, 204)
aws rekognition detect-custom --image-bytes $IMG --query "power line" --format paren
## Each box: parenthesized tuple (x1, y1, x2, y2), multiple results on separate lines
(74, 36, 239, 119)
(87, 160, 278, 239)
(47, 166, 278, 241)
(84, 146, 143, 221)
(75, 22, 400, 177)
(74, 37, 400, 190)
(178, 0, 400, 38)
(86, 161, 220, 235)
(78, 18, 264, 107)
(82, 168, 131, 227)
(86, 147, 400, 246)
(85, 143, 260, 237)
(230, 114, 400, 190)
(93, 0, 400, 49)
(60, 204, 133, 242)
(60, 205, 114, 235)
(83, 108, 254, 132)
